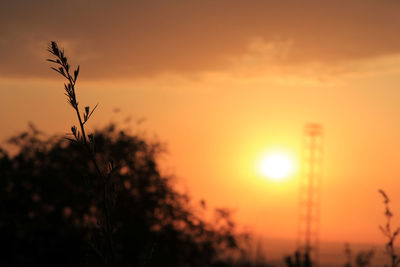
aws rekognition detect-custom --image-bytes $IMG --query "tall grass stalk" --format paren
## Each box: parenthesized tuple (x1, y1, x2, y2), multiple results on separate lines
(47, 41, 116, 266)
(379, 189, 400, 267)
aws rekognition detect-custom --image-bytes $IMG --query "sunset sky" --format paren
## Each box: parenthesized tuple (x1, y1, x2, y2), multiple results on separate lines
(2, 0, 400, 247)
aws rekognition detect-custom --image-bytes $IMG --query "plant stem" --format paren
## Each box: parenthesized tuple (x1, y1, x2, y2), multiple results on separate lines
(48, 42, 116, 266)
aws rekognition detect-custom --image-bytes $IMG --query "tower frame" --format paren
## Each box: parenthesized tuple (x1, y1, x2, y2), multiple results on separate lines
(297, 124, 323, 265)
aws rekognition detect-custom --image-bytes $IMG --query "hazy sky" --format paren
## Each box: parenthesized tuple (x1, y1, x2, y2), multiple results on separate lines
(2, 0, 400, 247)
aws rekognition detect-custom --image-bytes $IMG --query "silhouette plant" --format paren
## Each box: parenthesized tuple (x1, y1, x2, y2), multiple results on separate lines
(284, 251, 311, 267)
(0, 123, 242, 266)
(355, 249, 374, 267)
(344, 242, 352, 267)
(343, 242, 374, 267)
(379, 189, 400, 267)
(47, 41, 116, 266)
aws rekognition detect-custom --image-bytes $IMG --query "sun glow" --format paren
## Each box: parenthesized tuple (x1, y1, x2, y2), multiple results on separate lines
(257, 152, 295, 181)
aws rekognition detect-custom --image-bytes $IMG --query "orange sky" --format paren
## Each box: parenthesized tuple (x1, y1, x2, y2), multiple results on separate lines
(2, 0, 400, 246)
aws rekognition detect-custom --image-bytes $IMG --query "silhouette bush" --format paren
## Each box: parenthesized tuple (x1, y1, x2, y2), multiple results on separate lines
(0, 124, 238, 266)
(343, 242, 374, 267)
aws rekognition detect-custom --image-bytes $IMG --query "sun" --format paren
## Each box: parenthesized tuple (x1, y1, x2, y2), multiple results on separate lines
(257, 152, 294, 181)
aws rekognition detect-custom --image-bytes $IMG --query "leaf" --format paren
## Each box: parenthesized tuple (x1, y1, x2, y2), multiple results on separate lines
(74, 65, 80, 81)
(71, 126, 77, 136)
(87, 103, 98, 121)
(50, 67, 61, 74)
(51, 41, 59, 55)
(60, 51, 65, 63)
(53, 67, 67, 78)
(379, 189, 390, 204)
(64, 137, 77, 143)
(64, 83, 70, 94)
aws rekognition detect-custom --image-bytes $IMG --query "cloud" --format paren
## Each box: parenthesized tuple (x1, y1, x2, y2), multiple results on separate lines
(1, 0, 400, 80)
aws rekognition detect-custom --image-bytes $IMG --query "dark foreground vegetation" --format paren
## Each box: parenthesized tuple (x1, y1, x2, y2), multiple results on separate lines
(0, 124, 243, 266)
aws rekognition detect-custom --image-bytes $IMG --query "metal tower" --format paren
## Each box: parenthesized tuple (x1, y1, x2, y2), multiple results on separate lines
(297, 124, 323, 265)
